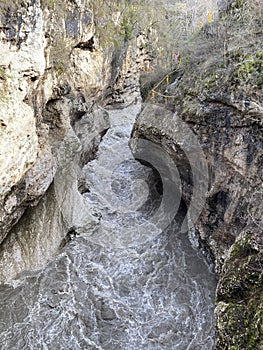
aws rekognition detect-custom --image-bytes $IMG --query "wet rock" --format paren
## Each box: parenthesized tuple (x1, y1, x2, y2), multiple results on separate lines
(101, 302, 116, 321)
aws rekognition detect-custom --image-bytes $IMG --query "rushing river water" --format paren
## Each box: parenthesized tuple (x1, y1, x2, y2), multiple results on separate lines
(0, 104, 217, 349)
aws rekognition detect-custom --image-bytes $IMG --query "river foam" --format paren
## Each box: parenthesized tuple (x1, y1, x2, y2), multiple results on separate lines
(0, 104, 216, 349)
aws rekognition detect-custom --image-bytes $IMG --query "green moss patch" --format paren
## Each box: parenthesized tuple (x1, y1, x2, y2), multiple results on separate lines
(216, 294, 263, 349)
(216, 234, 263, 349)
(230, 51, 263, 88)
(217, 237, 262, 302)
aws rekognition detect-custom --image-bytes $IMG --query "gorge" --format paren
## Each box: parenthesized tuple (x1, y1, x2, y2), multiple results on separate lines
(0, 0, 262, 349)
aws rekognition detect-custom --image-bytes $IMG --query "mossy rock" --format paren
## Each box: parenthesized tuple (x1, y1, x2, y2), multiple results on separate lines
(216, 234, 263, 349)
(217, 236, 262, 301)
(216, 294, 263, 349)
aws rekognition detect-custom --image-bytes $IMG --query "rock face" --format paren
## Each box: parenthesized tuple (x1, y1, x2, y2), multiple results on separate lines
(131, 101, 263, 348)
(0, 0, 149, 280)
(131, 1, 263, 348)
(0, 0, 95, 243)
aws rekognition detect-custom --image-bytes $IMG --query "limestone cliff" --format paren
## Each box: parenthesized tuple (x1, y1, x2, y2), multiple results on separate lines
(0, 0, 149, 280)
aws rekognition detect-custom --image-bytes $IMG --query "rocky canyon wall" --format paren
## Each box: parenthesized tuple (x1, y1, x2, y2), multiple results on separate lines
(0, 0, 149, 281)
(131, 1, 263, 348)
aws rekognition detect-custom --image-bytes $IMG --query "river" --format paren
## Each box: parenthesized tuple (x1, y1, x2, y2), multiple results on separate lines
(0, 104, 217, 349)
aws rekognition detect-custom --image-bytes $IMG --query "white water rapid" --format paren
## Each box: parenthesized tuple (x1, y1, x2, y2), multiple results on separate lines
(0, 104, 217, 349)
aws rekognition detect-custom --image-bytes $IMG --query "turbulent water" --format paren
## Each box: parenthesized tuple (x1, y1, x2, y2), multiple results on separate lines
(0, 104, 217, 349)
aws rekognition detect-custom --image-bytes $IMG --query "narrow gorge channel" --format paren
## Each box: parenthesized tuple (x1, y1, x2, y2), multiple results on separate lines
(0, 0, 262, 348)
(0, 104, 217, 349)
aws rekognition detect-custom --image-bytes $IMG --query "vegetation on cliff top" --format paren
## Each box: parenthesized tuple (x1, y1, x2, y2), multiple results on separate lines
(141, 0, 262, 106)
